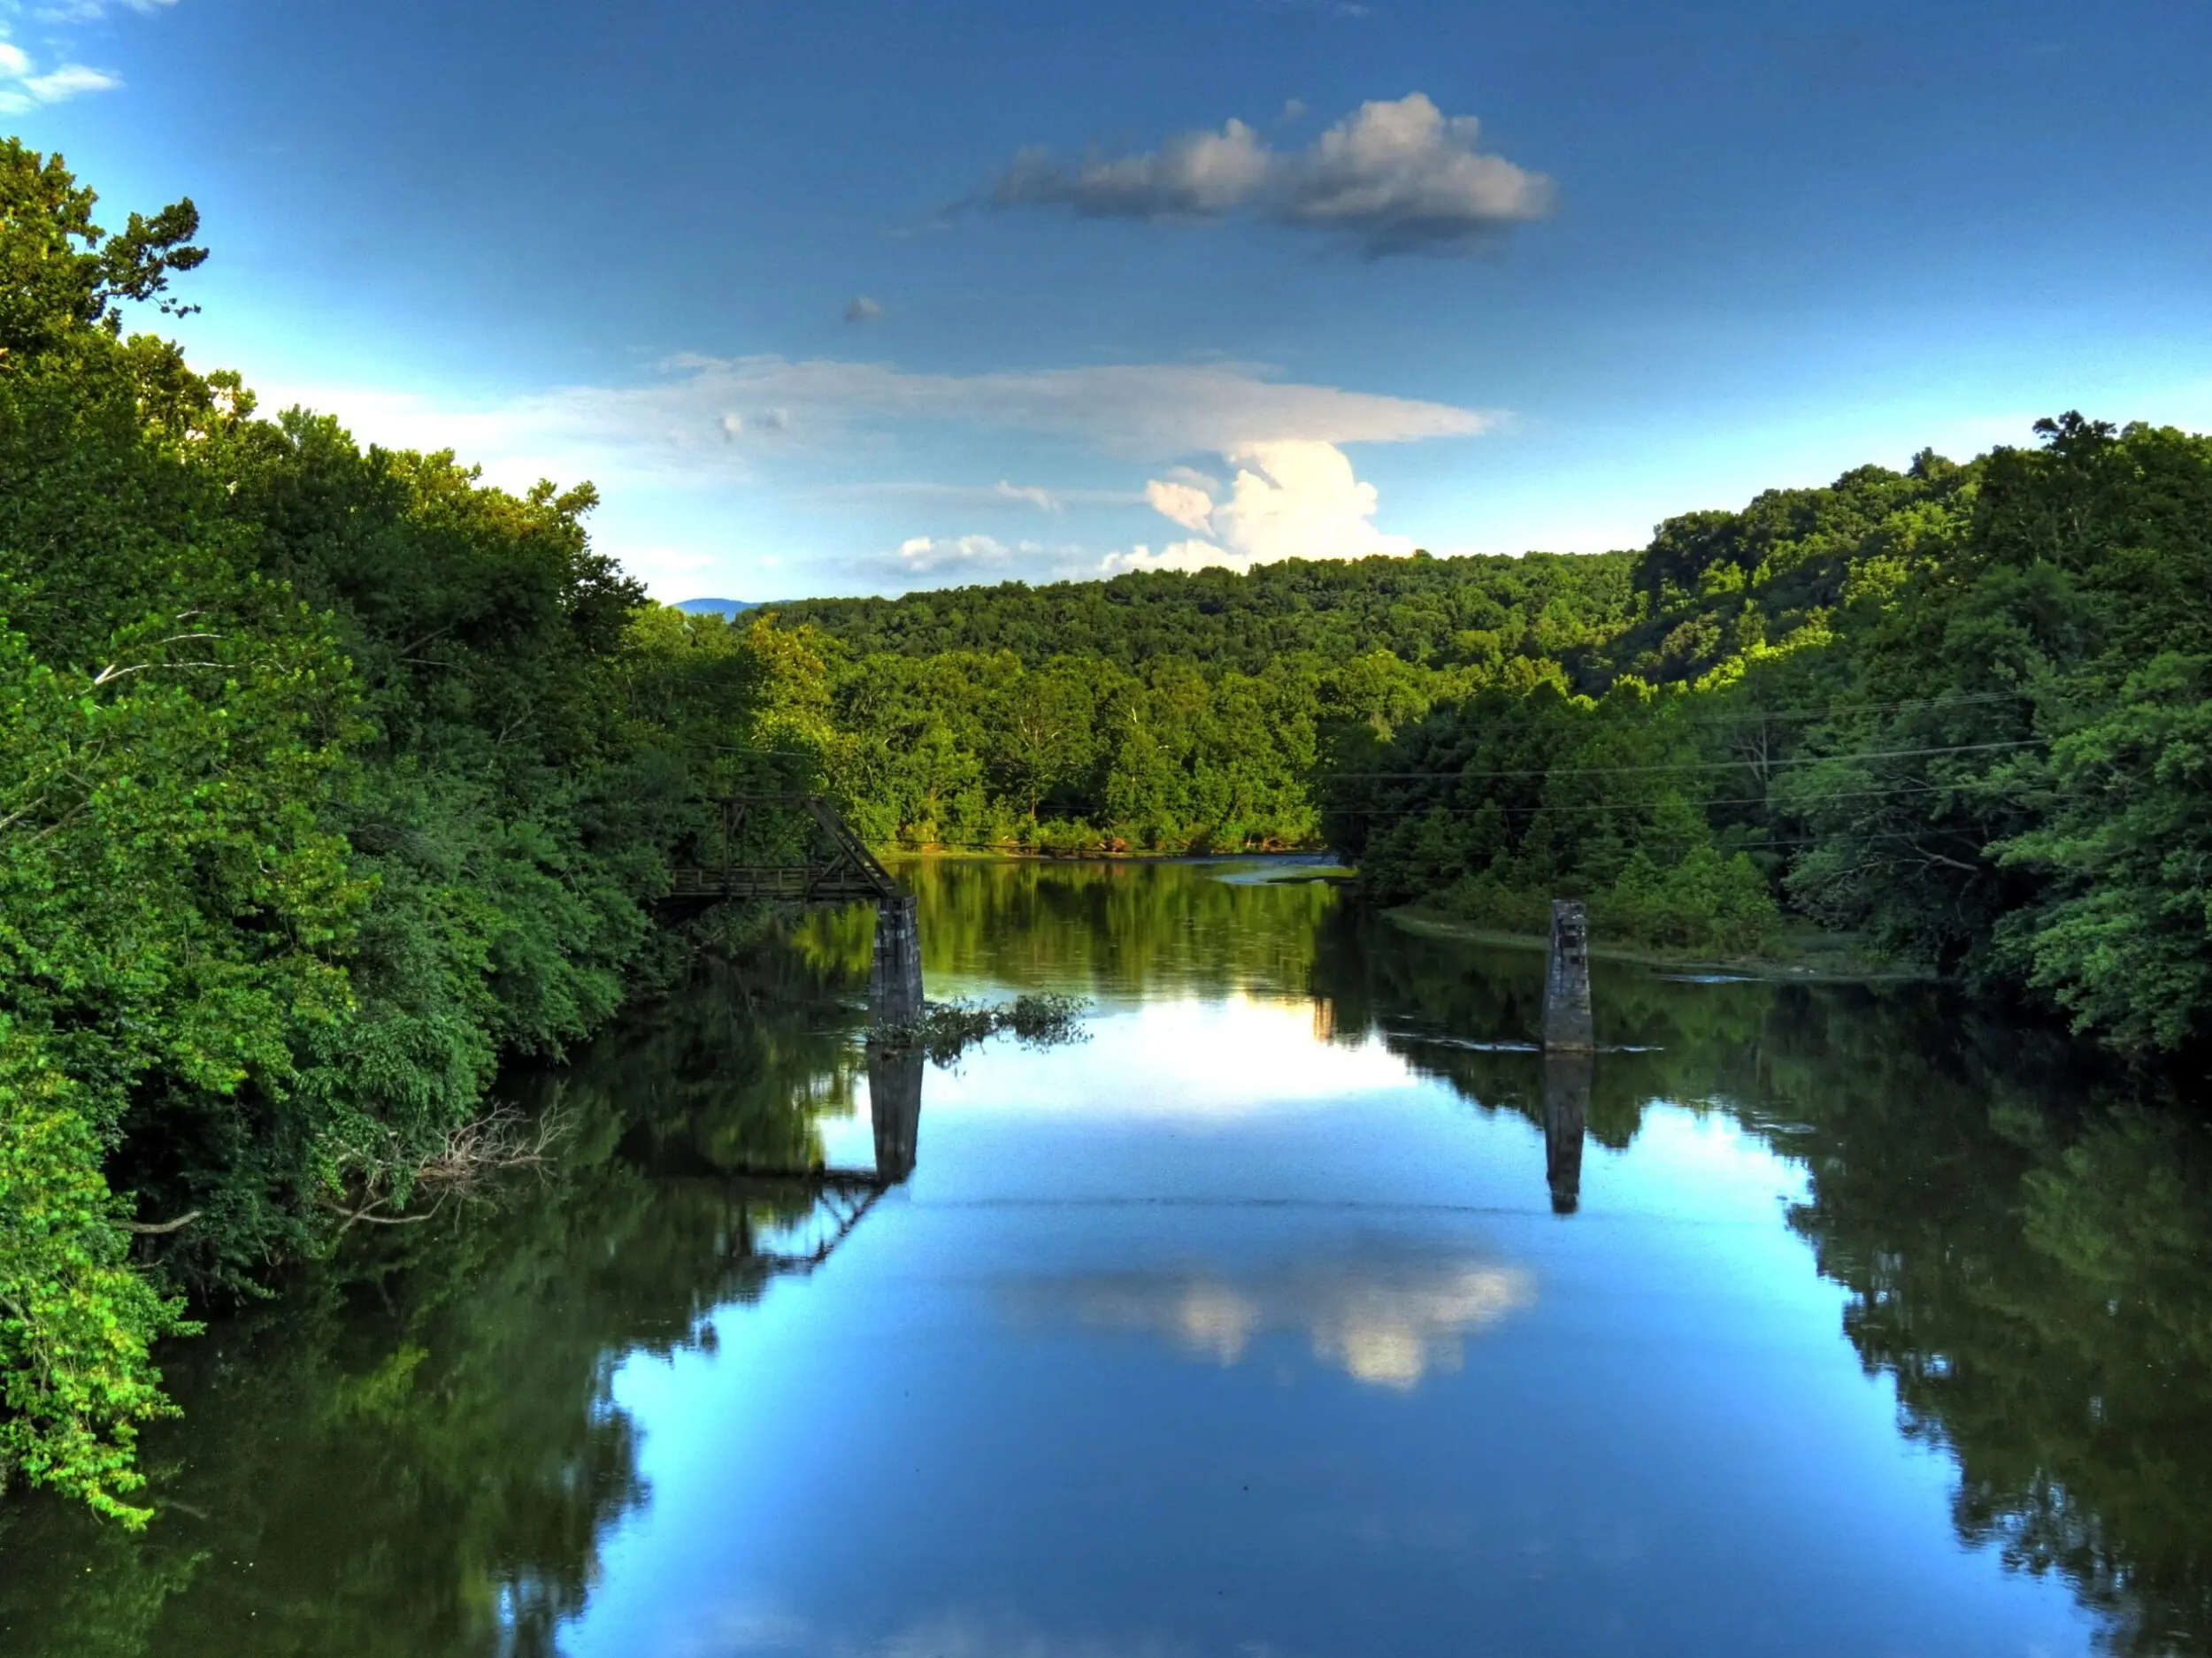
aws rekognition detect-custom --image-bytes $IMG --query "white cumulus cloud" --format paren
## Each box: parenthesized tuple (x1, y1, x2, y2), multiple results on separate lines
(1141, 477, 1214, 533)
(987, 93, 1554, 256)
(1282, 94, 1555, 253)
(1100, 541, 1238, 577)
(1111, 440, 1416, 575)
(992, 118, 1271, 219)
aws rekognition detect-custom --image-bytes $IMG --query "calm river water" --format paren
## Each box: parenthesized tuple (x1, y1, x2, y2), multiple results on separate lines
(4, 859, 2210, 1656)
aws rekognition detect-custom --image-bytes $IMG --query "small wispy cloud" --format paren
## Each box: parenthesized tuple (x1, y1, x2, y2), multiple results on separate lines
(252, 356, 1495, 494)
(894, 533, 1019, 573)
(985, 93, 1554, 257)
(872, 533, 1110, 590)
(1256, 0, 1374, 17)
(0, 40, 119, 112)
(842, 295, 884, 324)
(895, 533, 1000, 571)
(0, 0, 172, 109)
(828, 479, 1146, 513)
(42, 0, 172, 15)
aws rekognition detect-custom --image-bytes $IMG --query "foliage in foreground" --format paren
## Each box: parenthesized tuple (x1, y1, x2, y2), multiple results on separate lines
(0, 142, 810, 1519)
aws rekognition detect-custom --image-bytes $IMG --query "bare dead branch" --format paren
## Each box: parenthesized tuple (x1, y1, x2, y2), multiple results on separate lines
(120, 1209, 203, 1236)
(320, 1106, 572, 1234)
(88, 656, 228, 687)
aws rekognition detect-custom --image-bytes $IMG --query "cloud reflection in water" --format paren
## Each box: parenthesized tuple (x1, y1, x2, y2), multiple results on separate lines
(1009, 1247, 1534, 1390)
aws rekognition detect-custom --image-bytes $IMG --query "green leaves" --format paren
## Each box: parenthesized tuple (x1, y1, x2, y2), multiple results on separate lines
(0, 1034, 195, 1528)
(0, 590, 364, 1509)
(1993, 654, 2212, 1054)
(0, 139, 685, 1519)
(0, 139, 204, 358)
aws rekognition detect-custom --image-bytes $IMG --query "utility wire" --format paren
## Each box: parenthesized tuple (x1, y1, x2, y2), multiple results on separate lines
(1555, 690, 2034, 727)
(1316, 738, 2046, 781)
(1317, 779, 2011, 818)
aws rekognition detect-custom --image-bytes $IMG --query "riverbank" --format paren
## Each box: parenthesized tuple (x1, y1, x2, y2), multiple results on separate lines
(878, 851, 1908, 979)
(883, 847, 1338, 868)
(1384, 904, 1932, 984)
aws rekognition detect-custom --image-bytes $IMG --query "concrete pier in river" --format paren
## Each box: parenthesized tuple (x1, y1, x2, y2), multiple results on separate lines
(1541, 899, 1594, 1052)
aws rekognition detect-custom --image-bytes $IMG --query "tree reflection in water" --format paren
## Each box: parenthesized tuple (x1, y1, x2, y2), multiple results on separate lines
(0, 948, 886, 1658)
(1310, 902, 2212, 1658)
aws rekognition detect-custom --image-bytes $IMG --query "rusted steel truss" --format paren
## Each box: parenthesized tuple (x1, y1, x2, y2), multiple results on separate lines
(667, 793, 901, 905)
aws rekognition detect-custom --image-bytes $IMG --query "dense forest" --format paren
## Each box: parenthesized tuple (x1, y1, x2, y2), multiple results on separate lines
(3, 136, 2209, 1530)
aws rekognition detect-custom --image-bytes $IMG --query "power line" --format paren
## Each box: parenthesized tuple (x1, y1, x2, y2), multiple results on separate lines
(1572, 690, 2033, 728)
(1316, 737, 2047, 781)
(1318, 779, 2010, 818)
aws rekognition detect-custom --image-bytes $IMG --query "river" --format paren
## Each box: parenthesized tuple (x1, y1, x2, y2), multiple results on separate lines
(3, 857, 2208, 1656)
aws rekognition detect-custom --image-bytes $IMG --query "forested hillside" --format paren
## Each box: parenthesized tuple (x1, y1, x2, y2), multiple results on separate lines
(756, 552, 1644, 853)
(765, 550, 1637, 672)
(1334, 420, 2212, 1071)
(772, 428, 2212, 1080)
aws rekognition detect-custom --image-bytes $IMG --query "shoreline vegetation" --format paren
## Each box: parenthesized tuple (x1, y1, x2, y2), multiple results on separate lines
(4, 136, 2211, 1527)
(896, 849, 1895, 977)
(1383, 908, 1924, 983)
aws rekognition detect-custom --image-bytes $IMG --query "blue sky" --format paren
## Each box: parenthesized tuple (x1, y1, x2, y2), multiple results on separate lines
(13, 0, 2212, 599)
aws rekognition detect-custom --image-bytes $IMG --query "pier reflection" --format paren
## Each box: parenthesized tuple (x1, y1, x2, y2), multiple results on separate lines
(1541, 1052, 1592, 1215)
(868, 1040, 924, 1184)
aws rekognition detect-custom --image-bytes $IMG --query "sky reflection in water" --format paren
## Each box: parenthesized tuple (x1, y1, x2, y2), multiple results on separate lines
(557, 881, 2099, 1658)
(10, 858, 2207, 1658)
(1009, 1240, 1535, 1388)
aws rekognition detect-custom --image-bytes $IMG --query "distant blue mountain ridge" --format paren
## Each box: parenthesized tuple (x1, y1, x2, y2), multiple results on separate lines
(673, 597, 758, 618)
